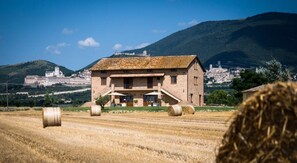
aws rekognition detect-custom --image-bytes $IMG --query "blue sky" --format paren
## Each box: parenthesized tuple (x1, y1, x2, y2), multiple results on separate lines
(1, 0, 297, 71)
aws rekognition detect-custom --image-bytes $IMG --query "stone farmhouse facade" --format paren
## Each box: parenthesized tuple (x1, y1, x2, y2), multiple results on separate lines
(90, 55, 205, 107)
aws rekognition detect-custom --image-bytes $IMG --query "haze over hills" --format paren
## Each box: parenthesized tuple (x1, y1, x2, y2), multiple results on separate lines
(0, 60, 73, 83)
(124, 12, 297, 71)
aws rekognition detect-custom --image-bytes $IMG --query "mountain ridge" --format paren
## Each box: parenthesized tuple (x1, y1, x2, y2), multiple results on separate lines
(0, 60, 74, 83)
(122, 12, 297, 71)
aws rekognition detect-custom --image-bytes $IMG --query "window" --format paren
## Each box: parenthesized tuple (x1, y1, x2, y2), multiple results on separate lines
(100, 70, 106, 74)
(101, 77, 107, 85)
(147, 77, 153, 88)
(123, 70, 129, 73)
(124, 77, 133, 89)
(170, 69, 177, 72)
(194, 76, 198, 85)
(156, 77, 160, 80)
(171, 76, 177, 84)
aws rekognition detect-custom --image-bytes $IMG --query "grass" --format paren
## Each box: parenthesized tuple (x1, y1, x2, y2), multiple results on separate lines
(61, 107, 90, 112)
(197, 106, 237, 112)
(60, 106, 237, 112)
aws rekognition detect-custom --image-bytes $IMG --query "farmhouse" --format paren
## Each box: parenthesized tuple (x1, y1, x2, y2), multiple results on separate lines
(90, 55, 205, 107)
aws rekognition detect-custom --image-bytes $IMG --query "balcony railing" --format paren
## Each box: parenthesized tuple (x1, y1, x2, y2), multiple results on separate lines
(124, 84, 132, 89)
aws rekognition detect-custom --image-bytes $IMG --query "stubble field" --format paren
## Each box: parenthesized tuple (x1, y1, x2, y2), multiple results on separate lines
(0, 110, 233, 162)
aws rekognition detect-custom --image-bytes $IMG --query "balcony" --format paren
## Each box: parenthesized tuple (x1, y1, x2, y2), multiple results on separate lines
(111, 75, 162, 91)
(123, 84, 132, 89)
(115, 85, 158, 91)
(110, 73, 164, 78)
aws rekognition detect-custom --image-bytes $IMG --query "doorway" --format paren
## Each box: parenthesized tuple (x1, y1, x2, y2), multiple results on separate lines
(120, 94, 134, 106)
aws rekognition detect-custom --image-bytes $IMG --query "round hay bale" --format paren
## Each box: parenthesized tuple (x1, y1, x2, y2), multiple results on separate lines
(216, 82, 297, 162)
(42, 107, 61, 128)
(182, 105, 195, 114)
(168, 105, 182, 116)
(90, 105, 101, 116)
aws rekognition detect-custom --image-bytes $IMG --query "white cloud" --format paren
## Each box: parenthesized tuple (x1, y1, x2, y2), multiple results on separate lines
(45, 42, 70, 54)
(78, 37, 100, 48)
(46, 45, 61, 54)
(62, 28, 74, 35)
(113, 43, 123, 51)
(178, 19, 199, 27)
(152, 29, 167, 34)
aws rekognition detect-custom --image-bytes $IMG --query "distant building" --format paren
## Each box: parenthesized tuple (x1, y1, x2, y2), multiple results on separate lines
(24, 75, 46, 86)
(205, 66, 233, 84)
(242, 85, 265, 101)
(90, 55, 205, 107)
(24, 67, 91, 86)
(45, 67, 64, 77)
(113, 50, 149, 57)
(16, 92, 29, 95)
(205, 63, 243, 85)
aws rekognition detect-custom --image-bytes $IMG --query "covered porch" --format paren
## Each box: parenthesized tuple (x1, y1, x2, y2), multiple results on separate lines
(106, 89, 181, 107)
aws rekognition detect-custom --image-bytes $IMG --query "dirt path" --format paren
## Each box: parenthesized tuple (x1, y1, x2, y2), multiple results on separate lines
(0, 111, 233, 162)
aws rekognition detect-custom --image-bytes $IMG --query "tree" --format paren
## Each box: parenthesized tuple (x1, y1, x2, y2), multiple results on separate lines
(28, 100, 35, 108)
(232, 69, 268, 92)
(15, 101, 21, 107)
(226, 91, 241, 106)
(257, 59, 292, 83)
(72, 99, 81, 107)
(44, 92, 55, 107)
(95, 95, 110, 109)
(206, 90, 228, 105)
(231, 69, 268, 104)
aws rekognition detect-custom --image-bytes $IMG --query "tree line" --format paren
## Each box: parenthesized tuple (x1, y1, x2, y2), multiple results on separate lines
(0, 91, 90, 108)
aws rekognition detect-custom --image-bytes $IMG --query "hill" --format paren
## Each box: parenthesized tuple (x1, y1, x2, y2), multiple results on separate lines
(0, 60, 74, 84)
(123, 12, 297, 71)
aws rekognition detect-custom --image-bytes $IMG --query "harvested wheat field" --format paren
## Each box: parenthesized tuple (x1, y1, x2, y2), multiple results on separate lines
(0, 110, 233, 162)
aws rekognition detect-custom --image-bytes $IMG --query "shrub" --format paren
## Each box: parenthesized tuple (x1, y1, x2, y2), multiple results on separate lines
(95, 95, 110, 109)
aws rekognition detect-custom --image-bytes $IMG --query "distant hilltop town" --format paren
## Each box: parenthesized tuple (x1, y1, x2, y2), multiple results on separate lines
(205, 61, 244, 85)
(113, 50, 150, 57)
(24, 67, 91, 86)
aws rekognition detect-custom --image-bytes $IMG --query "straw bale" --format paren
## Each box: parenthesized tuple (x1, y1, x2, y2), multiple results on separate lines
(216, 82, 297, 162)
(182, 105, 195, 114)
(90, 105, 101, 116)
(168, 105, 182, 116)
(42, 107, 61, 128)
